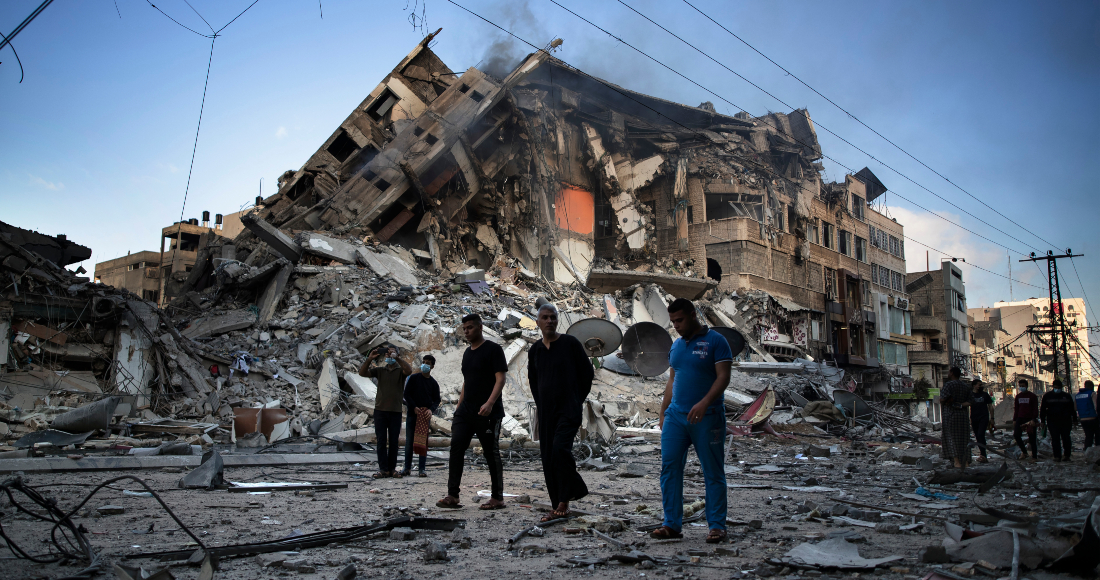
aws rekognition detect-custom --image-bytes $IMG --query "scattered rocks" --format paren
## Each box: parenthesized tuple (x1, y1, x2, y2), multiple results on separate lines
(424, 542, 449, 562)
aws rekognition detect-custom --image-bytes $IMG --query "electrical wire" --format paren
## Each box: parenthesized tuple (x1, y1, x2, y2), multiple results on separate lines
(902, 236, 1043, 289)
(550, 0, 1043, 260)
(677, 0, 1068, 254)
(0, 28, 25, 83)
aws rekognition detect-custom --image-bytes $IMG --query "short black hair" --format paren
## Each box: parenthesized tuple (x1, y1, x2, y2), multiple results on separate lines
(1086, 380, 1094, 389)
(667, 298, 695, 317)
(461, 313, 482, 325)
(422, 354, 436, 364)
(1053, 378, 1063, 387)
(949, 367, 961, 378)
(1019, 379, 1029, 387)
(971, 379, 982, 386)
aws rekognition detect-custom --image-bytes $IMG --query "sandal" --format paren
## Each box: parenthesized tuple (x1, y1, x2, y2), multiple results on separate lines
(417, 471, 427, 478)
(540, 509, 570, 522)
(391, 471, 404, 479)
(706, 528, 727, 544)
(479, 498, 507, 510)
(372, 472, 390, 479)
(649, 525, 683, 540)
(435, 496, 462, 509)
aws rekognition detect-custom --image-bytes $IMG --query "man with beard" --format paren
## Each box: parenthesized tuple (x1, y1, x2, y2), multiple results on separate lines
(358, 345, 412, 478)
(527, 303, 594, 521)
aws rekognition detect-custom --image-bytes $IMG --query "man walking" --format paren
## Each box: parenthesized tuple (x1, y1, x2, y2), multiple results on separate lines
(940, 367, 972, 468)
(359, 346, 412, 478)
(1013, 379, 1040, 462)
(528, 303, 594, 522)
(969, 380, 995, 463)
(401, 354, 441, 477)
(1075, 380, 1098, 451)
(437, 314, 508, 510)
(1040, 378, 1077, 462)
(651, 298, 732, 544)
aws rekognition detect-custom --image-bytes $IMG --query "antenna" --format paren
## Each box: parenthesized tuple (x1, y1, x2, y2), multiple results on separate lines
(621, 322, 674, 376)
(565, 318, 623, 358)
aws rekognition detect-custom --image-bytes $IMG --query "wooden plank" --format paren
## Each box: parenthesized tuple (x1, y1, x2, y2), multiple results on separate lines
(12, 320, 68, 345)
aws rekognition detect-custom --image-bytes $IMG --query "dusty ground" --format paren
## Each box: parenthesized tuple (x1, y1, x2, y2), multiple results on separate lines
(2, 429, 1096, 580)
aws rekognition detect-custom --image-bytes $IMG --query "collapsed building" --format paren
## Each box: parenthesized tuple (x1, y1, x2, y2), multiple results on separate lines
(1, 31, 926, 451)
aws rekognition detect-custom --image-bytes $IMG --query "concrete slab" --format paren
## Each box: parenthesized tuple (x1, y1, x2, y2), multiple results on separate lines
(586, 269, 717, 300)
(301, 233, 360, 264)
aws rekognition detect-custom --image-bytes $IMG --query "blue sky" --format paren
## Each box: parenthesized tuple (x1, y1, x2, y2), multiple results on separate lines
(1, 1, 1098, 348)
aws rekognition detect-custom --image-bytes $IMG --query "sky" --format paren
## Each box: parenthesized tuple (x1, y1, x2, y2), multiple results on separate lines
(1, 0, 1098, 363)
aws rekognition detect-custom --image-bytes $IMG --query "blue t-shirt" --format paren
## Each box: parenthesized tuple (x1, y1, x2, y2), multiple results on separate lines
(668, 327, 733, 414)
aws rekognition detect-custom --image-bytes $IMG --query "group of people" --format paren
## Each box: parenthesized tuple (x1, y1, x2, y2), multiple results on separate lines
(356, 298, 736, 543)
(940, 367, 1098, 467)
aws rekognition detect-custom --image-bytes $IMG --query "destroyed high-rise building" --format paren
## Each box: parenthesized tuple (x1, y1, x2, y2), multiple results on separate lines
(239, 31, 911, 383)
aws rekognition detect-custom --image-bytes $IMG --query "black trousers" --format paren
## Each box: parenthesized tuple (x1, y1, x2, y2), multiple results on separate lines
(1048, 421, 1072, 459)
(971, 417, 989, 458)
(538, 410, 588, 507)
(374, 410, 402, 473)
(1014, 422, 1037, 458)
(403, 407, 427, 473)
(1083, 419, 1098, 450)
(447, 411, 503, 500)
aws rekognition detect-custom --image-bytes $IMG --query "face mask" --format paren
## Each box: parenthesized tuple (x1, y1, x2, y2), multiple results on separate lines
(421, 364, 431, 374)
(1020, 387, 1028, 392)
(384, 357, 396, 365)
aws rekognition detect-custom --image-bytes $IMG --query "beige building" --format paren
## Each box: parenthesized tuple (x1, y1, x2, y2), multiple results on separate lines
(985, 297, 1091, 389)
(94, 251, 162, 302)
(158, 211, 245, 306)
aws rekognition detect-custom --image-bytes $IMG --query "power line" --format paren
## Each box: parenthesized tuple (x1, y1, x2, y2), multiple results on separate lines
(444, 0, 1035, 304)
(545, 0, 1041, 264)
(902, 236, 1044, 290)
(177, 37, 216, 227)
(0, 28, 24, 83)
(677, 0, 1067, 254)
(0, 0, 55, 52)
(1068, 256, 1097, 327)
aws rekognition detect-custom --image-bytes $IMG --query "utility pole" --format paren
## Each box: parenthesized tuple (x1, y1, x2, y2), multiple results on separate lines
(1007, 254, 1013, 301)
(1020, 250, 1083, 388)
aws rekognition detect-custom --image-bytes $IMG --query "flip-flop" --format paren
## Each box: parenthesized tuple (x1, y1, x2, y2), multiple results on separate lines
(540, 510, 569, 522)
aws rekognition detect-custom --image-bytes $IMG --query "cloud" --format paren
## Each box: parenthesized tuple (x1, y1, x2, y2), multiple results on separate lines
(276, 126, 288, 139)
(28, 174, 63, 191)
(887, 205, 1044, 306)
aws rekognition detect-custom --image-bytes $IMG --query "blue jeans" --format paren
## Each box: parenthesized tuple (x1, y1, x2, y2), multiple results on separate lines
(660, 408, 727, 532)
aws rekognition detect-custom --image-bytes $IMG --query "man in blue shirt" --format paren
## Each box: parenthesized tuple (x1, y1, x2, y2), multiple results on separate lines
(651, 298, 732, 544)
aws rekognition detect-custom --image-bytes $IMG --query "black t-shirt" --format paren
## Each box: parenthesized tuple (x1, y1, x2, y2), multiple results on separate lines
(970, 391, 993, 423)
(458, 340, 508, 419)
(404, 373, 441, 411)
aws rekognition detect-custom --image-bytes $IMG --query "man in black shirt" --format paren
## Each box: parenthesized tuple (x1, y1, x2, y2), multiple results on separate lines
(1040, 378, 1078, 462)
(969, 380, 995, 463)
(437, 313, 508, 510)
(528, 303, 594, 521)
(401, 354, 441, 477)
(359, 346, 412, 478)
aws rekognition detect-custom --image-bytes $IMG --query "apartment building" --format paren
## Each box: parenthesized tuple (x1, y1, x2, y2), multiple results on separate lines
(93, 251, 162, 303)
(158, 211, 246, 306)
(979, 297, 1091, 390)
(905, 262, 970, 389)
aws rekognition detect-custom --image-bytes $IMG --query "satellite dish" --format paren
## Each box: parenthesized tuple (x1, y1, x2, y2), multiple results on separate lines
(599, 352, 638, 376)
(621, 322, 673, 376)
(711, 327, 746, 359)
(566, 318, 623, 357)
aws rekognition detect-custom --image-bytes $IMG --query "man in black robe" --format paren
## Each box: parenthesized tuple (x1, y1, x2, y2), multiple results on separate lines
(528, 303, 594, 521)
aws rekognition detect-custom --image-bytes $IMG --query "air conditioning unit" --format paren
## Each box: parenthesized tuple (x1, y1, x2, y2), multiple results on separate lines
(895, 298, 909, 311)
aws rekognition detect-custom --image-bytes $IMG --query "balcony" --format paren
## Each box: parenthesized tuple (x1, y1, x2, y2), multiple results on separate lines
(911, 315, 944, 334)
(908, 342, 948, 366)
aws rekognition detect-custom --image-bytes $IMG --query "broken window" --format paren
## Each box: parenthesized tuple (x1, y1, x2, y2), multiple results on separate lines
(787, 205, 796, 234)
(852, 195, 864, 220)
(809, 218, 819, 244)
(889, 235, 901, 257)
(366, 88, 399, 121)
(777, 204, 785, 231)
(469, 90, 485, 103)
(142, 290, 159, 302)
(424, 133, 439, 146)
(687, 206, 694, 224)
(825, 268, 838, 301)
(839, 230, 851, 256)
(822, 223, 834, 250)
(375, 178, 392, 192)
(705, 192, 762, 221)
(326, 130, 359, 163)
(855, 236, 867, 262)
